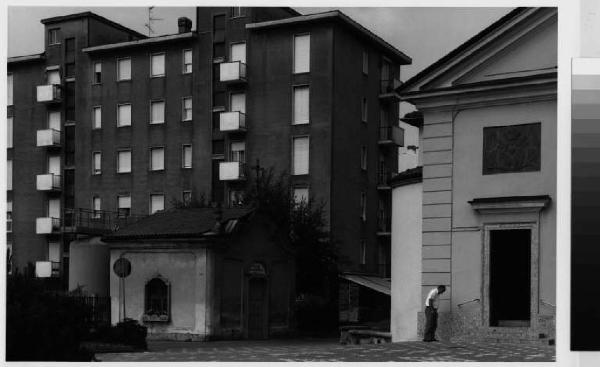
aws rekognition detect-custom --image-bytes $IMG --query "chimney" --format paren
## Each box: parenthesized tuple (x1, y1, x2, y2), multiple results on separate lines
(178, 17, 192, 33)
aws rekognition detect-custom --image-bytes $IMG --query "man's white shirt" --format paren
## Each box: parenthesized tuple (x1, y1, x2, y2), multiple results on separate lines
(425, 288, 439, 308)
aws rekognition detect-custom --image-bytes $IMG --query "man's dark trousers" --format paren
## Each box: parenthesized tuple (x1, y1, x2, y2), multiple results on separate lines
(423, 306, 438, 341)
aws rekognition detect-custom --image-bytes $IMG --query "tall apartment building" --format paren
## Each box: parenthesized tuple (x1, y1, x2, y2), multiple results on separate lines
(6, 8, 410, 294)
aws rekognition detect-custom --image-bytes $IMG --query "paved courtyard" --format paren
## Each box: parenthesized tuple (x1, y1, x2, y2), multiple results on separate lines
(97, 338, 555, 362)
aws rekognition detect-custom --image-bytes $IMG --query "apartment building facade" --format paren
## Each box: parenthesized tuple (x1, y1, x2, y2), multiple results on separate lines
(6, 8, 409, 306)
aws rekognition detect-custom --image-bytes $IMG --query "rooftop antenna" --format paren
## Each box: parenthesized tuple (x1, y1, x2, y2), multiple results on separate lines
(144, 6, 164, 36)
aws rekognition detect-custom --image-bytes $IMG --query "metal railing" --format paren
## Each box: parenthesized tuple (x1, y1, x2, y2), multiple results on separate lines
(457, 298, 480, 308)
(63, 208, 147, 234)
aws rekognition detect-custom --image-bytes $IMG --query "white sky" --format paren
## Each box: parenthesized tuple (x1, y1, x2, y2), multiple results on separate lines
(7, 6, 511, 79)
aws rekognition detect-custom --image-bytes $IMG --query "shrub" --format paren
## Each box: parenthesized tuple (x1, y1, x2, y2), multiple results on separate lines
(90, 318, 147, 350)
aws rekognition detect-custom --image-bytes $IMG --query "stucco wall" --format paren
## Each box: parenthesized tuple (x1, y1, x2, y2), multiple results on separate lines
(391, 181, 422, 341)
(109, 247, 211, 339)
(69, 236, 109, 296)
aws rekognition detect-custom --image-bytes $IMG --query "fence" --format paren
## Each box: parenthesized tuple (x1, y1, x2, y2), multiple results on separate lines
(69, 295, 111, 326)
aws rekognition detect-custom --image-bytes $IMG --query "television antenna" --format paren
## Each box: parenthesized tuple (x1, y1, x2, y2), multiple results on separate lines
(144, 6, 164, 36)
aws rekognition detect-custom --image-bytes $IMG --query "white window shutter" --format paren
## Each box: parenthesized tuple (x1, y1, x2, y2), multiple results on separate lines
(47, 70, 60, 85)
(7, 160, 12, 191)
(151, 54, 165, 76)
(230, 93, 246, 113)
(48, 156, 61, 175)
(118, 104, 131, 126)
(151, 148, 164, 170)
(151, 101, 165, 123)
(118, 151, 131, 172)
(118, 59, 131, 80)
(294, 34, 310, 73)
(293, 137, 309, 175)
(183, 145, 192, 168)
(293, 86, 309, 124)
(48, 111, 61, 130)
(93, 197, 101, 211)
(118, 196, 131, 209)
(7, 74, 13, 105)
(7, 117, 13, 148)
(93, 107, 102, 128)
(48, 199, 61, 218)
(230, 43, 246, 63)
(48, 242, 61, 262)
(150, 195, 165, 214)
(93, 152, 101, 172)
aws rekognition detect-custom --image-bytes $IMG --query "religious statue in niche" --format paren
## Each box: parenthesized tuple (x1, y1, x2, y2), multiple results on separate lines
(482, 122, 541, 175)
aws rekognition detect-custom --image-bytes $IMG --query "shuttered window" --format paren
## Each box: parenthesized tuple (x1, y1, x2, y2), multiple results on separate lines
(7, 73, 13, 106)
(183, 49, 192, 73)
(117, 150, 131, 173)
(150, 100, 165, 124)
(230, 42, 246, 63)
(230, 92, 246, 113)
(292, 136, 309, 175)
(7, 117, 13, 148)
(182, 97, 192, 121)
(182, 145, 192, 168)
(150, 147, 165, 171)
(117, 104, 131, 127)
(293, 86, 309, 124)
(151, 53, 165, 77)
(150, 194, 165, 214)
(47, 70, 60, 85)
(230, 141, 245, 163)
(293, 187, 309, 204)
(92, 106, 102, 129)
(117, 58, 131, 80)
(93, 62, 102, 83)
(118, 195, 131, 217)
(293, 34, 310, 73)
(48, 111, 61, 130)
(92, 152, 101, 175)
(7, 160, 12, 191)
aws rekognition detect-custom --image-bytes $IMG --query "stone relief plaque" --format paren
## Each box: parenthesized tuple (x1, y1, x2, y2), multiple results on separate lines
(482, 123, 541, 175)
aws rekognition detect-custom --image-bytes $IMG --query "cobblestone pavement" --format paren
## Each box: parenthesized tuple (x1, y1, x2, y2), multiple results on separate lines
(97, 338, 555, 362)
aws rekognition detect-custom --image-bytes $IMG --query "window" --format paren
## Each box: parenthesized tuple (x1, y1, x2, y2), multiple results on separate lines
(360, 240, 366, 265)
(117, 195, 131, 217)
(7, 160, 12, 190)
(151, 53, 166, 77)
(48, 111, 61, 130)
(293, 86, 309, 124)
(360, 192, 366, 221)
(150, 194, 165, 214)
(7, 117, 13, 149)
(47, 70, 60, 85)
(92, 152, 102, 175)
(93, 62, 102, 83)
(92, 196, 101, 219)
(182, 191, 192, 206)
(230, 141, 245, 163)
(65, 63, 75, 78)
(229, 190, 245, 207)
(92, 106, 102, 129)
(361, 97, 368, 122)
(293, 34, 310, 73)
(150, 147, 165, 171)
(482, 123, 541, 175)
(361, 146, 368, 170)
(362, 51, 369, 74)
(230, 92, 246, 113)
(117, 104, 131, 127)
(292, 136, 309, 175)
(183, 49, 192, 74)
(65, 37, 76, 56)
(117, 150, 132, 173)
(182, 145, 192, 168)
(117, 58, 131, 81)
(293, 187, 309, 204)
(150, 100, 165, 124)
(7, 73, 13, 106)
(182, 97, 192, 121)
(231, 7, 245, 17)
(144, 277, 170, 320)
(230, 42, 246, 63)
(48, 29, 60, 45)
(7, 200, 12, 233)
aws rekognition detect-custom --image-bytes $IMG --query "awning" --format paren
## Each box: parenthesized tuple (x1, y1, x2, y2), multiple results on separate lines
(340, 274, 391, 295)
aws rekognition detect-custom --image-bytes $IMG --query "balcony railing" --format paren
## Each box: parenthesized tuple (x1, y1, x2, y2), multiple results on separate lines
(37, 128, 61, 147)
(219, 161, 246, 181)
(378, 125, 404, 147)
(36, 84, 62, 103)
(219, 111, 247, 132)
(63, 208, 147, 235)
(36, 173, 61, 191)
(379, 78, 402, 101)
(377, 210, 391, 235)
(219, 61, 247, 83)
(377, 166, 392, 189)
(36, 217, 61, 234)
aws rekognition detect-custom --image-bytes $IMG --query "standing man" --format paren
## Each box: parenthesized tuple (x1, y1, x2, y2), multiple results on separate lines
(423, 285, 446, 342)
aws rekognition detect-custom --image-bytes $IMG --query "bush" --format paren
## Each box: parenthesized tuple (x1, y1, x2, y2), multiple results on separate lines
(6, 273, 94, 361)
(90, 319, 147, 350)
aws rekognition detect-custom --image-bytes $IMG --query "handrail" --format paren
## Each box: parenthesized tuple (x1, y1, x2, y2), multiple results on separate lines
(457, 298, 480, 308)
(540, 299, 555, 308)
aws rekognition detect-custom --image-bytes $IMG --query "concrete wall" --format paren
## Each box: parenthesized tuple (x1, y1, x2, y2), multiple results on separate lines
(69, 236, 109, 296)
(391, 181, 422, 341)
(109, 246, 211, 339)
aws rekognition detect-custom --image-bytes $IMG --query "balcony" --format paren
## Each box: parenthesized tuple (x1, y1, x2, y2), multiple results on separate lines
(36, 84, 62, 103)
(377, 166, 392, 190)
(219, 111, 247, 132)
(379, 78, 402, 102)
(378, 125, 404, 147)
(36, 173, 61, 192)
(219, 61, 247, 83)
(36, 217, 61, 234)
(63, 208, 147, 235)
(37, 128, 61, 148)
(377, 210, 391, 236)
(219, 161, 246, 181)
